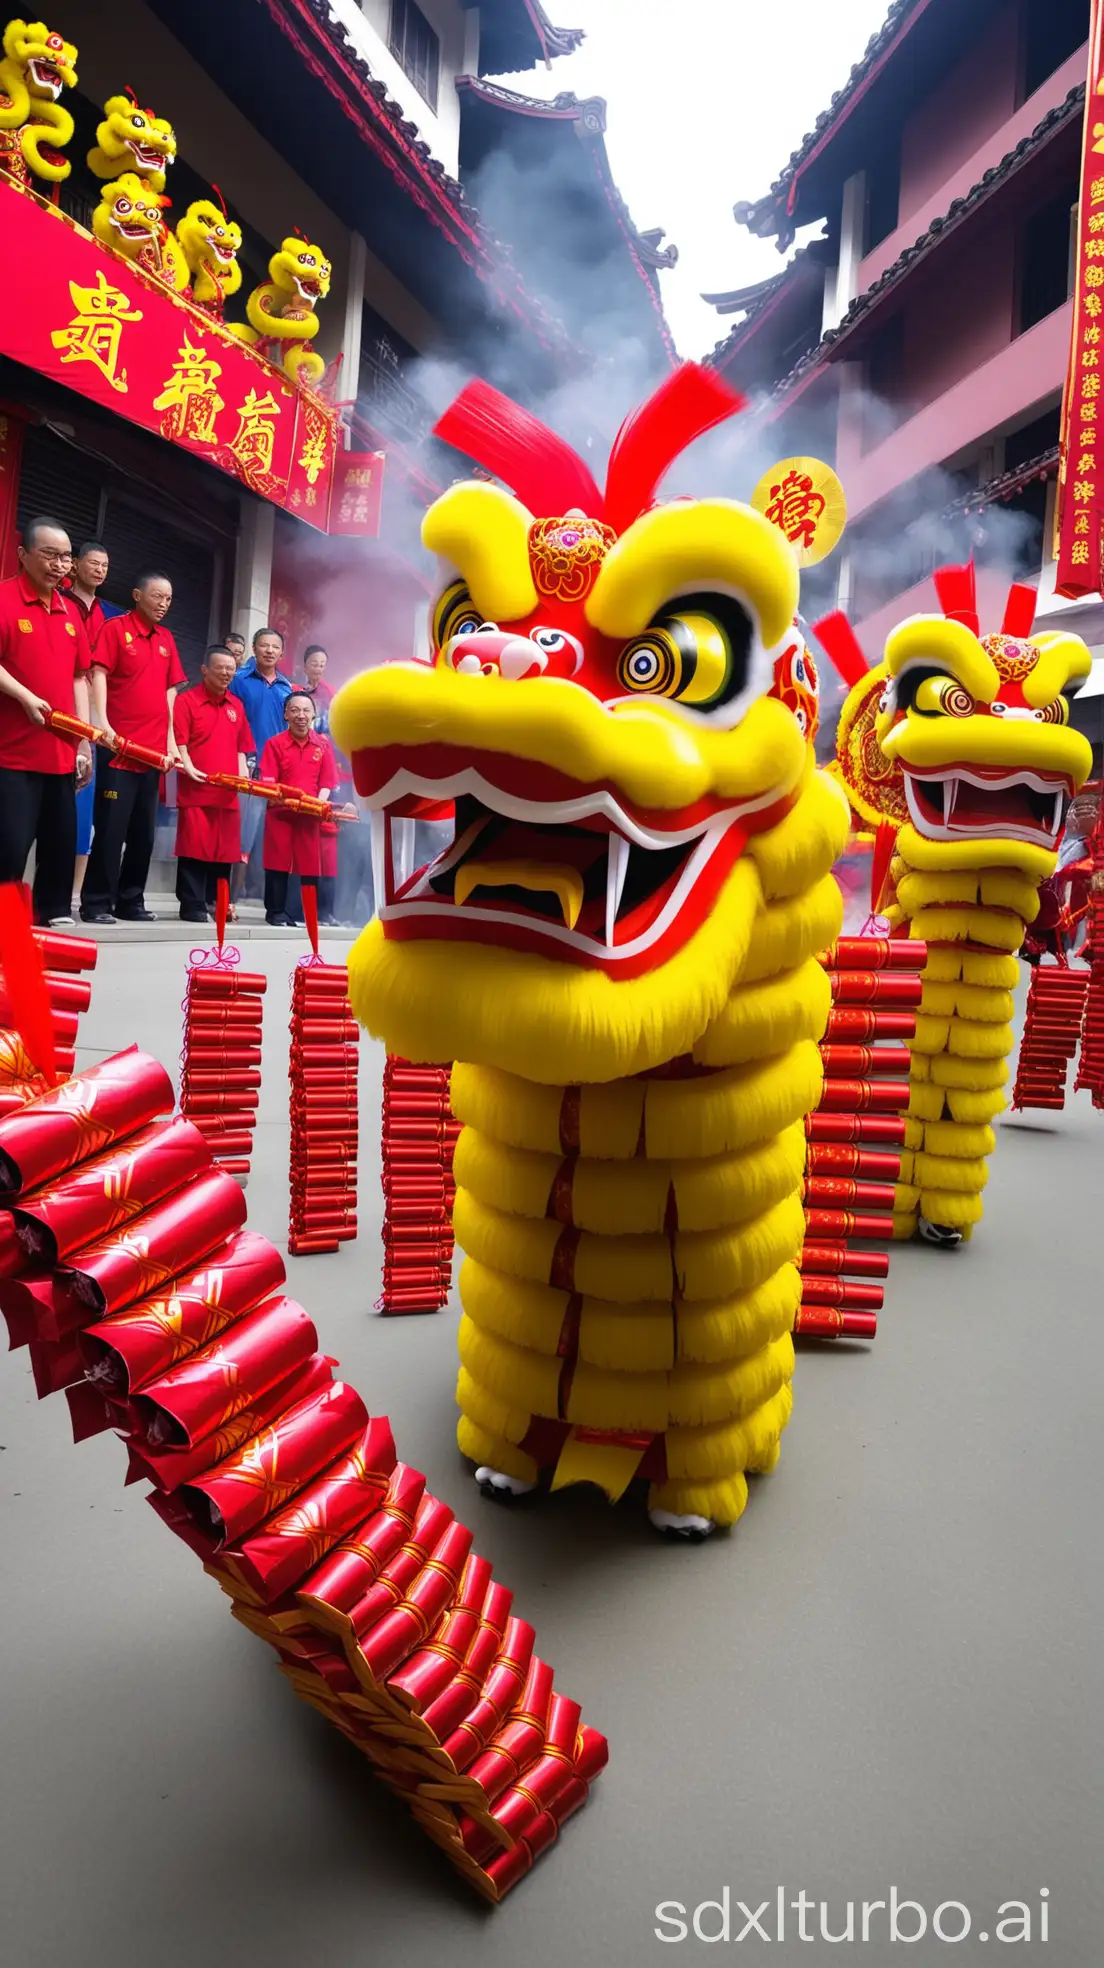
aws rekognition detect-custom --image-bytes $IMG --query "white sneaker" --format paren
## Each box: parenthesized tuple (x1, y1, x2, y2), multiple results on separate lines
(47, 915, 76, 926)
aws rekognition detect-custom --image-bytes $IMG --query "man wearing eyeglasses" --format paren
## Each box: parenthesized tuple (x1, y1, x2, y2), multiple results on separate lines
(0, 515, 94, 925)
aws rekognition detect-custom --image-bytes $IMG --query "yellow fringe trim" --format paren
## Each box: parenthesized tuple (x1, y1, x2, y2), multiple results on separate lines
(737, 873, 844, 984)
(929, 1052, 1008, 1090)
(907, 904, 1025, 953)
(648, 1474, 750, 1525)
(451, 1042, 823, 1164)
(456, 1416, 538, 1483)
(920, 980, 1015, 1022)
(745, 768, 850, 900)
(920, 1119, 995, 1159)
(945, 1016, 1013, 1060)
(455, 1365, 533, 1448)
(694, 959, 831, 1067)
(960, 951, 1020, 988)
(912, 1151, 988, 1193)
(676, 1265, 801, 1363)
(944, 1086, 1008, 1124)
(917, 1188, 985, 1228)
(907, 1083, 944, 1121)
(663, 1382, 793, 1479)
(454, 1187, 806, 1305)
(454, 1123, 805, 1239)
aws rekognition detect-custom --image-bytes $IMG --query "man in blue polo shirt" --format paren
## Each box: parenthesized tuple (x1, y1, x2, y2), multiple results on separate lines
(230, 624, 292, 899)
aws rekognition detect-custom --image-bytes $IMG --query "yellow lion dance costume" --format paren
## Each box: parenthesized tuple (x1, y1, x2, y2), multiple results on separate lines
(227, 236, 331, 385)
(0, 16, 77, 185)
(333, 367, 850, 1539)
(824, 564, 1092, 1245)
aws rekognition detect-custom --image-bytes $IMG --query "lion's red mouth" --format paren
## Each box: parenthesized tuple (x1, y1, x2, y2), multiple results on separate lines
(902, 766, 1071, 846)
(128, 140, 167, 169)
(352, 745, 793, 976)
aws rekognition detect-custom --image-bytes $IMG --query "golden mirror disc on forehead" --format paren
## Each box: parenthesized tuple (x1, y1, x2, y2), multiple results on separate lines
(751, 456, 847, 567)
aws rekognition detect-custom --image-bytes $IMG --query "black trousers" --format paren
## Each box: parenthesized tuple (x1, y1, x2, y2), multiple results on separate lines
(266, 868, 331, 920)
(0, 766, 77, 923)
(81, 763, 159, 916)
(176, 857, 230, 916)
(284, 872, 337, 922)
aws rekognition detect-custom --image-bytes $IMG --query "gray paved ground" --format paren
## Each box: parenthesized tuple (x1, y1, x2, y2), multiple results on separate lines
(1, 934, 1101, 1966)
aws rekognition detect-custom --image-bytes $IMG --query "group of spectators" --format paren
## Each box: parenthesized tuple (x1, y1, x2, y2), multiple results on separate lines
(0, 514, 356, 928)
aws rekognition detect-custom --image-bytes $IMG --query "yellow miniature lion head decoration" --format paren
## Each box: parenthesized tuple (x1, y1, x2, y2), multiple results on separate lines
(3, 17, 76, 95)
(825, 565, 1093, 880)
(91, 173, 165, 259)
(333, 367, 822, 1083)
(271, 236, 331, 308)
(87, 91, 176, 190)
(177, 198, 243, 290)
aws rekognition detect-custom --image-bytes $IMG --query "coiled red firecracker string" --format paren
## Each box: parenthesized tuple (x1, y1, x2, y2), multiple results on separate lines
(178, 888, 265, 1182)
(378, 1057, 457, 1314)
(288, 955, 359, 1257)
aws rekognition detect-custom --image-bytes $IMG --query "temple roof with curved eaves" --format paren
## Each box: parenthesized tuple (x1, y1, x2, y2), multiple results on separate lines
(456, 78, 678, 362)
(478, 0, 586, 76)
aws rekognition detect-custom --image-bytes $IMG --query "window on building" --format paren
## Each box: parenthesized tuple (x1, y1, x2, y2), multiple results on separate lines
(389, 0, 440, 111)
(1020, 0, 1089, 103)
(1018, 184, 1078, 335)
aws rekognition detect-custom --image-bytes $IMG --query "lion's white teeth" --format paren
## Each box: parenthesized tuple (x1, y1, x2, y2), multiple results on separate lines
(370, 812, 388, 905)
(605, 833, 629, 947)
(391, 818, 416, 892)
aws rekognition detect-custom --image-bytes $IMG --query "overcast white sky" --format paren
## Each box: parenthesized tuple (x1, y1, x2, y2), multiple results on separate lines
(515, 0, 893, 357)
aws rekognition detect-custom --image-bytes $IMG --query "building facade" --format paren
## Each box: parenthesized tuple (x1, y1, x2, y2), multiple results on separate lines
(706, 0, 1101, 763)
(1, 0, 675, 684)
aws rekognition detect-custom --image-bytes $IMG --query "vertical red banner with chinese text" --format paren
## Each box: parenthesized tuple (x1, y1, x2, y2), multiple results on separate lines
(327, 451, 385, 537)
(1056, 2, 1104, 597)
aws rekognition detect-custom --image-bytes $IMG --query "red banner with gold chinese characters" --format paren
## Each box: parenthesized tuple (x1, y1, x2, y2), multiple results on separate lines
(1056, 3, 1104, 596)
(0, 177, 341, 534)
(328, 448, 385, 537)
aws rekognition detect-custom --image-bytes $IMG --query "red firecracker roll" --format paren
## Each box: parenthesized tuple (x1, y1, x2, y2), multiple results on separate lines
(288, 962, 359, 1260)
(0, 1048, 173, 1194)
(180, 955, 264, 1183)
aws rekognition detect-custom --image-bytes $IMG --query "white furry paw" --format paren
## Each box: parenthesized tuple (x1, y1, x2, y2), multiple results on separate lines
(918, 1216, 963, 1249)
(475, 1465, 537, 1502)
(649, 1508, 716, 1542)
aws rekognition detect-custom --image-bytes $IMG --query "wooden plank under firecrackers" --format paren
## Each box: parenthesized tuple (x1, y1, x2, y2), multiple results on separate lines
(1056, 0, 1104, 595)
(0, 1037, 606, 1901)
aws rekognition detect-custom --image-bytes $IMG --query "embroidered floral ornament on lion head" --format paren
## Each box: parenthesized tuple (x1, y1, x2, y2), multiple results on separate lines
(332, 365, 852, 1541)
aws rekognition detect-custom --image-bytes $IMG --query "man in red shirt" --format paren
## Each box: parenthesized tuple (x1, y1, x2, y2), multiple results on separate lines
(172, 645, 254, 923)
(0, 515, 93, 925)
(259, 690, 351, 925)
(80, 570, 186, 924)
(62, 541, 112, 645)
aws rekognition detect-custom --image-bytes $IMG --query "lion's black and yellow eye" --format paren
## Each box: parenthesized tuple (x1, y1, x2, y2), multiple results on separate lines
(432, 580, 483, 652)
(616, 593, 751, 712)
(1035, 698, 1069, 725)
(910, 673, 975, 718)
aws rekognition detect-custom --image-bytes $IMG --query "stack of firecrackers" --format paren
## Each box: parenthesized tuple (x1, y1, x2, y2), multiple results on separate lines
(178, 892, 266, 1184)
(288, 957, 359, 1256)
(0, 1041, 607, 1902)
(1011, 966, 1090, 1112)
(795, 937, 926, 1341)
(378, 1057, 458, 1314)
(1072, 832, 1104, 1109)
(0, 928, 98, 1118)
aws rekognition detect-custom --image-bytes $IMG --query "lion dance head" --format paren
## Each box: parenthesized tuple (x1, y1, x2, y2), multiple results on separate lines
(332, 366, 820, 1083)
